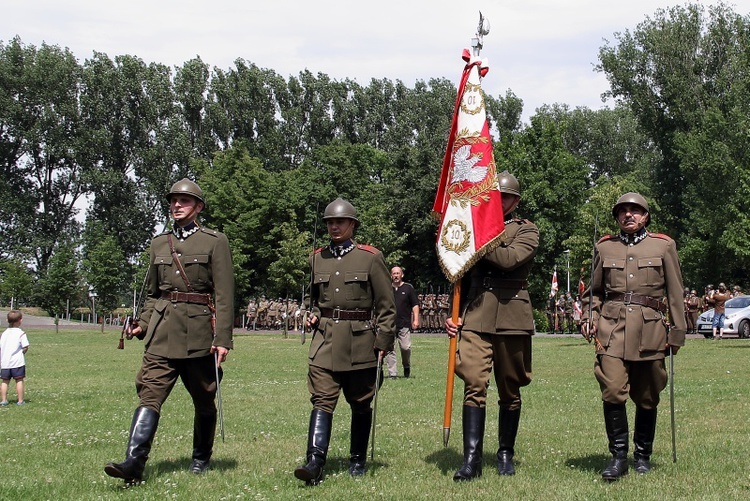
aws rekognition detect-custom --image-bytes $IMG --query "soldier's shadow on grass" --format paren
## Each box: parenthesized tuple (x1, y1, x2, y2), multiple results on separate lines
(324, 457, 387, 476)
(148, 457, 239, 477)
(567, 454, 609, 474)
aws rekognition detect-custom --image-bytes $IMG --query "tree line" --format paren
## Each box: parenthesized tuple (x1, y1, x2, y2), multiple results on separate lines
(1, 2, 749, 317)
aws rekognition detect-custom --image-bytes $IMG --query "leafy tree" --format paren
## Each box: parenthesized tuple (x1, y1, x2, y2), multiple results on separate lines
(0, 258, 34, 306)
(266, 219, 311, 299)
(81, 223, 129, 317)
(35, 242, 81, 316)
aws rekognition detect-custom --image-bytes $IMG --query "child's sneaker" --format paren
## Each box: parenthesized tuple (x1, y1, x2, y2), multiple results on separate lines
(0, 401, 8, 407)
(15, 401, 25, 406)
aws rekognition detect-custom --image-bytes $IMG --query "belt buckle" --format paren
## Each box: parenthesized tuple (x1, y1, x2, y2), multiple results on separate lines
(622, 292, 633, 305)
(332, 307, 341, 320)
(169, 291, 178, 302)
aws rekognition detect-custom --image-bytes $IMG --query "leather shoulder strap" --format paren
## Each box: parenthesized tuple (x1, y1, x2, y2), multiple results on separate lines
(167, 234, 194, 292)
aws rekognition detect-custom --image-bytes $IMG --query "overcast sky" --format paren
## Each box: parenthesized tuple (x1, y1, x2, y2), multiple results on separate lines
(3, 1, 748, 121)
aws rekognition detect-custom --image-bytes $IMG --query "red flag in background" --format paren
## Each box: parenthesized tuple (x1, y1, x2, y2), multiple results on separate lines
(432, 49, 505, 283)
(578, 270, 586, 297)
(551, 270, 559, 296)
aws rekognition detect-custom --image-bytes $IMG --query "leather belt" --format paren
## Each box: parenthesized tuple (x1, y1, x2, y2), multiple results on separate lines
(161, 291, 211, 305)
(606, 292, 667, 314)
(478, 277, 528, 290)
(319, 307, 372, 321)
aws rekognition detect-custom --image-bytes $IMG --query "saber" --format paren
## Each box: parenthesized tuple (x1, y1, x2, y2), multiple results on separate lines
(370, 352, 384, 460)
(669, 346, 676, 462)
(215, 351, 225, 442)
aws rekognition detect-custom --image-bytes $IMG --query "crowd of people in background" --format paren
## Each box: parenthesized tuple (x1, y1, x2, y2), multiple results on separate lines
(244, 293, 452, 333)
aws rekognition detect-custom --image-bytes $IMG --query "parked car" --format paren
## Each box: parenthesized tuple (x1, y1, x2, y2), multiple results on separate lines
(696, 295, 750, 338)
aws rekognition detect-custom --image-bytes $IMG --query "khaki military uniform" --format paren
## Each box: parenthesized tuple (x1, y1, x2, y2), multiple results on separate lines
(456, 218, 539, 410)
(582, 231, 685, 408)
(306, 241, 396, 413)
(135, 225, 234, 412)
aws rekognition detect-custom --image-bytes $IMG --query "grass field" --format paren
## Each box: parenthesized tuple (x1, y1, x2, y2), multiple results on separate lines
(2, 328, 750, 500)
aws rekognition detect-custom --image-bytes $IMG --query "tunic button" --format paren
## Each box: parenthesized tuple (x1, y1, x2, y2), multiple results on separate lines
(354, 276, 358, 280)
(629, 274, 634, 278)
(194, 258, 198, 262)
(629, 257, 633, 261)
(178, 253, 182, 257)
(176, 270, 181, 275)
(337, 257, 342, 260)
(648, 261, 652, 265)
(335, 271, 340, 276)
(335, 288, 340, 292)
(629, 243, 634, 247)
(628, 307, 633, 312)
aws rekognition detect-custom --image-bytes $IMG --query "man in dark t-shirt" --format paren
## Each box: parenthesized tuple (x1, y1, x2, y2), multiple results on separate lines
(386, 266, 419, 378)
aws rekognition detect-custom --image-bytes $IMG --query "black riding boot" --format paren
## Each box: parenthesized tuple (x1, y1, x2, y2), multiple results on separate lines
(453, 405, 486, 481)
(104, 407, 160, 484)
(191, 410, 217, 474)
(497, 408, 521, 476)
(634, 406, 657, 474)
(349, 409, 372, 476)
(294, 409, 333, 485)
(602, 402, 629, 481)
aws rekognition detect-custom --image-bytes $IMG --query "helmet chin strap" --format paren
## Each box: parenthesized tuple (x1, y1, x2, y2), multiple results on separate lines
(172, 202, 203, 227)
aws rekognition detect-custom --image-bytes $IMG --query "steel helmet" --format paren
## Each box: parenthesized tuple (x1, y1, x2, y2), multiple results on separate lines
(167, 178, 205, 205)
(497, 170, 521, 197)
(612, 192, 649, 226)
(323, 198, 359, 224)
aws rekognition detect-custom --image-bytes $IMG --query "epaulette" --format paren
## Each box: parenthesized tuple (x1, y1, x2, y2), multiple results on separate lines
(510, 217, 530, 224)
(597, 234, 619, 244)
(199, 227, 220, 237)
(356, 243, 381, 254)
(313, 246, 325, 254)
(647, 232, 674, 242)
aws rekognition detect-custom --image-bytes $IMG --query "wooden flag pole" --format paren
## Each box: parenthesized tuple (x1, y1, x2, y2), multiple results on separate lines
(442, 280, 462, 447)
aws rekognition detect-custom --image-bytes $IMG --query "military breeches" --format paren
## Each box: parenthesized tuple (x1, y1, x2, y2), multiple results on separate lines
(455, 330, 532, 410)
(136, 352, 219, 415)
(307, 364, 376, 414)
(594, 355, 667, 409)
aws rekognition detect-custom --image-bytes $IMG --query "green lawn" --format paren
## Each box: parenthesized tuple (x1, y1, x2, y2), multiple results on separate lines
(3, 328, 749, 500)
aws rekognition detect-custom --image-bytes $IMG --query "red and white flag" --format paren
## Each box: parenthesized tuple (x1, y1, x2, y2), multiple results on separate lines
(551, 270, 559, 296)
(432, 49, 505, 283)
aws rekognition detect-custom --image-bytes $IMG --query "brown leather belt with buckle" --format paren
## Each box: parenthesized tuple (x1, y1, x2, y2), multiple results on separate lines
(478, 277, 528, 290)
(606, 292, 667, 314)
(161, 291, 211, 305)
(319, 307, 372, 321)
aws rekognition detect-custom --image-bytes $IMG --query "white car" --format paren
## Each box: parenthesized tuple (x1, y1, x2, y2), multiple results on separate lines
(696, 295, 750, 338)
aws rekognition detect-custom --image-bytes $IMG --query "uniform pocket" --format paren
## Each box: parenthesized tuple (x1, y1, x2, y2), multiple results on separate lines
(603, 258, 626, 290)
(186, 303, 212, 351)
(638, 257, 663, 286)
(183, 254, 210, 288)
(155, 255, 174, 286)
(345, 271, 370, 301)
(351, 323, 377, 365)
(639, 307, 666, 353)
(314, 273, 331, 302)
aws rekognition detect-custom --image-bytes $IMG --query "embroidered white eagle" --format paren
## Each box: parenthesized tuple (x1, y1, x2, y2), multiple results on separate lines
(451, 144, 487, 183)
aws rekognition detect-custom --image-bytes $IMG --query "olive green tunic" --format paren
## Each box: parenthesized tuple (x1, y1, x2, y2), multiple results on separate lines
(138, 226, 235, 358)
(308, 242, 396, 372)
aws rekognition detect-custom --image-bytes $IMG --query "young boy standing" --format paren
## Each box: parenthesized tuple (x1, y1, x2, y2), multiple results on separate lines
(0, 310, 30, 406)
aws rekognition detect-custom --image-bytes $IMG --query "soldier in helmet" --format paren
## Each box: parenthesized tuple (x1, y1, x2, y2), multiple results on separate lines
(581, 192, 685, 481)
(294, 198, 396, 485)
(445, 170, 539, 480)
(105, 178, 234, 484)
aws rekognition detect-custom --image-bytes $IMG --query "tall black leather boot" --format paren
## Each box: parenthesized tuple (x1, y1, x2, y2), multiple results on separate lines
(497, 408, 521, 476)
(453, 405, 486, 482)
(633, 406, 657, 474)
(602, 402, 629, 481)
(191, 410, 217, 474)
(348, 409, 372, 476)
(104, 407, 160, 484)
(294, 409, 333, 485)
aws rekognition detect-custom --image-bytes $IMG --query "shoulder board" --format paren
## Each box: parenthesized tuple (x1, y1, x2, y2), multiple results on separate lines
(597, 234, 619, 244)
(313, 246, 325, 255)
(356, 243, 380, 254)
(511, 218, 531, 224)
(199, 227, 220, 237)
(648, 232, 674, 242)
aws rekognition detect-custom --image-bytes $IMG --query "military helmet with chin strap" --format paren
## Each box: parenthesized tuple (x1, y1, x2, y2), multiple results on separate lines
(166, 178, 205, 205)
(323, 198, 359, 225)
(612, 192, 650, 226)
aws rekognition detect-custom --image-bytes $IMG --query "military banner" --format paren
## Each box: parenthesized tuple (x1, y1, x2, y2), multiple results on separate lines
(432, 48, 505, 283)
